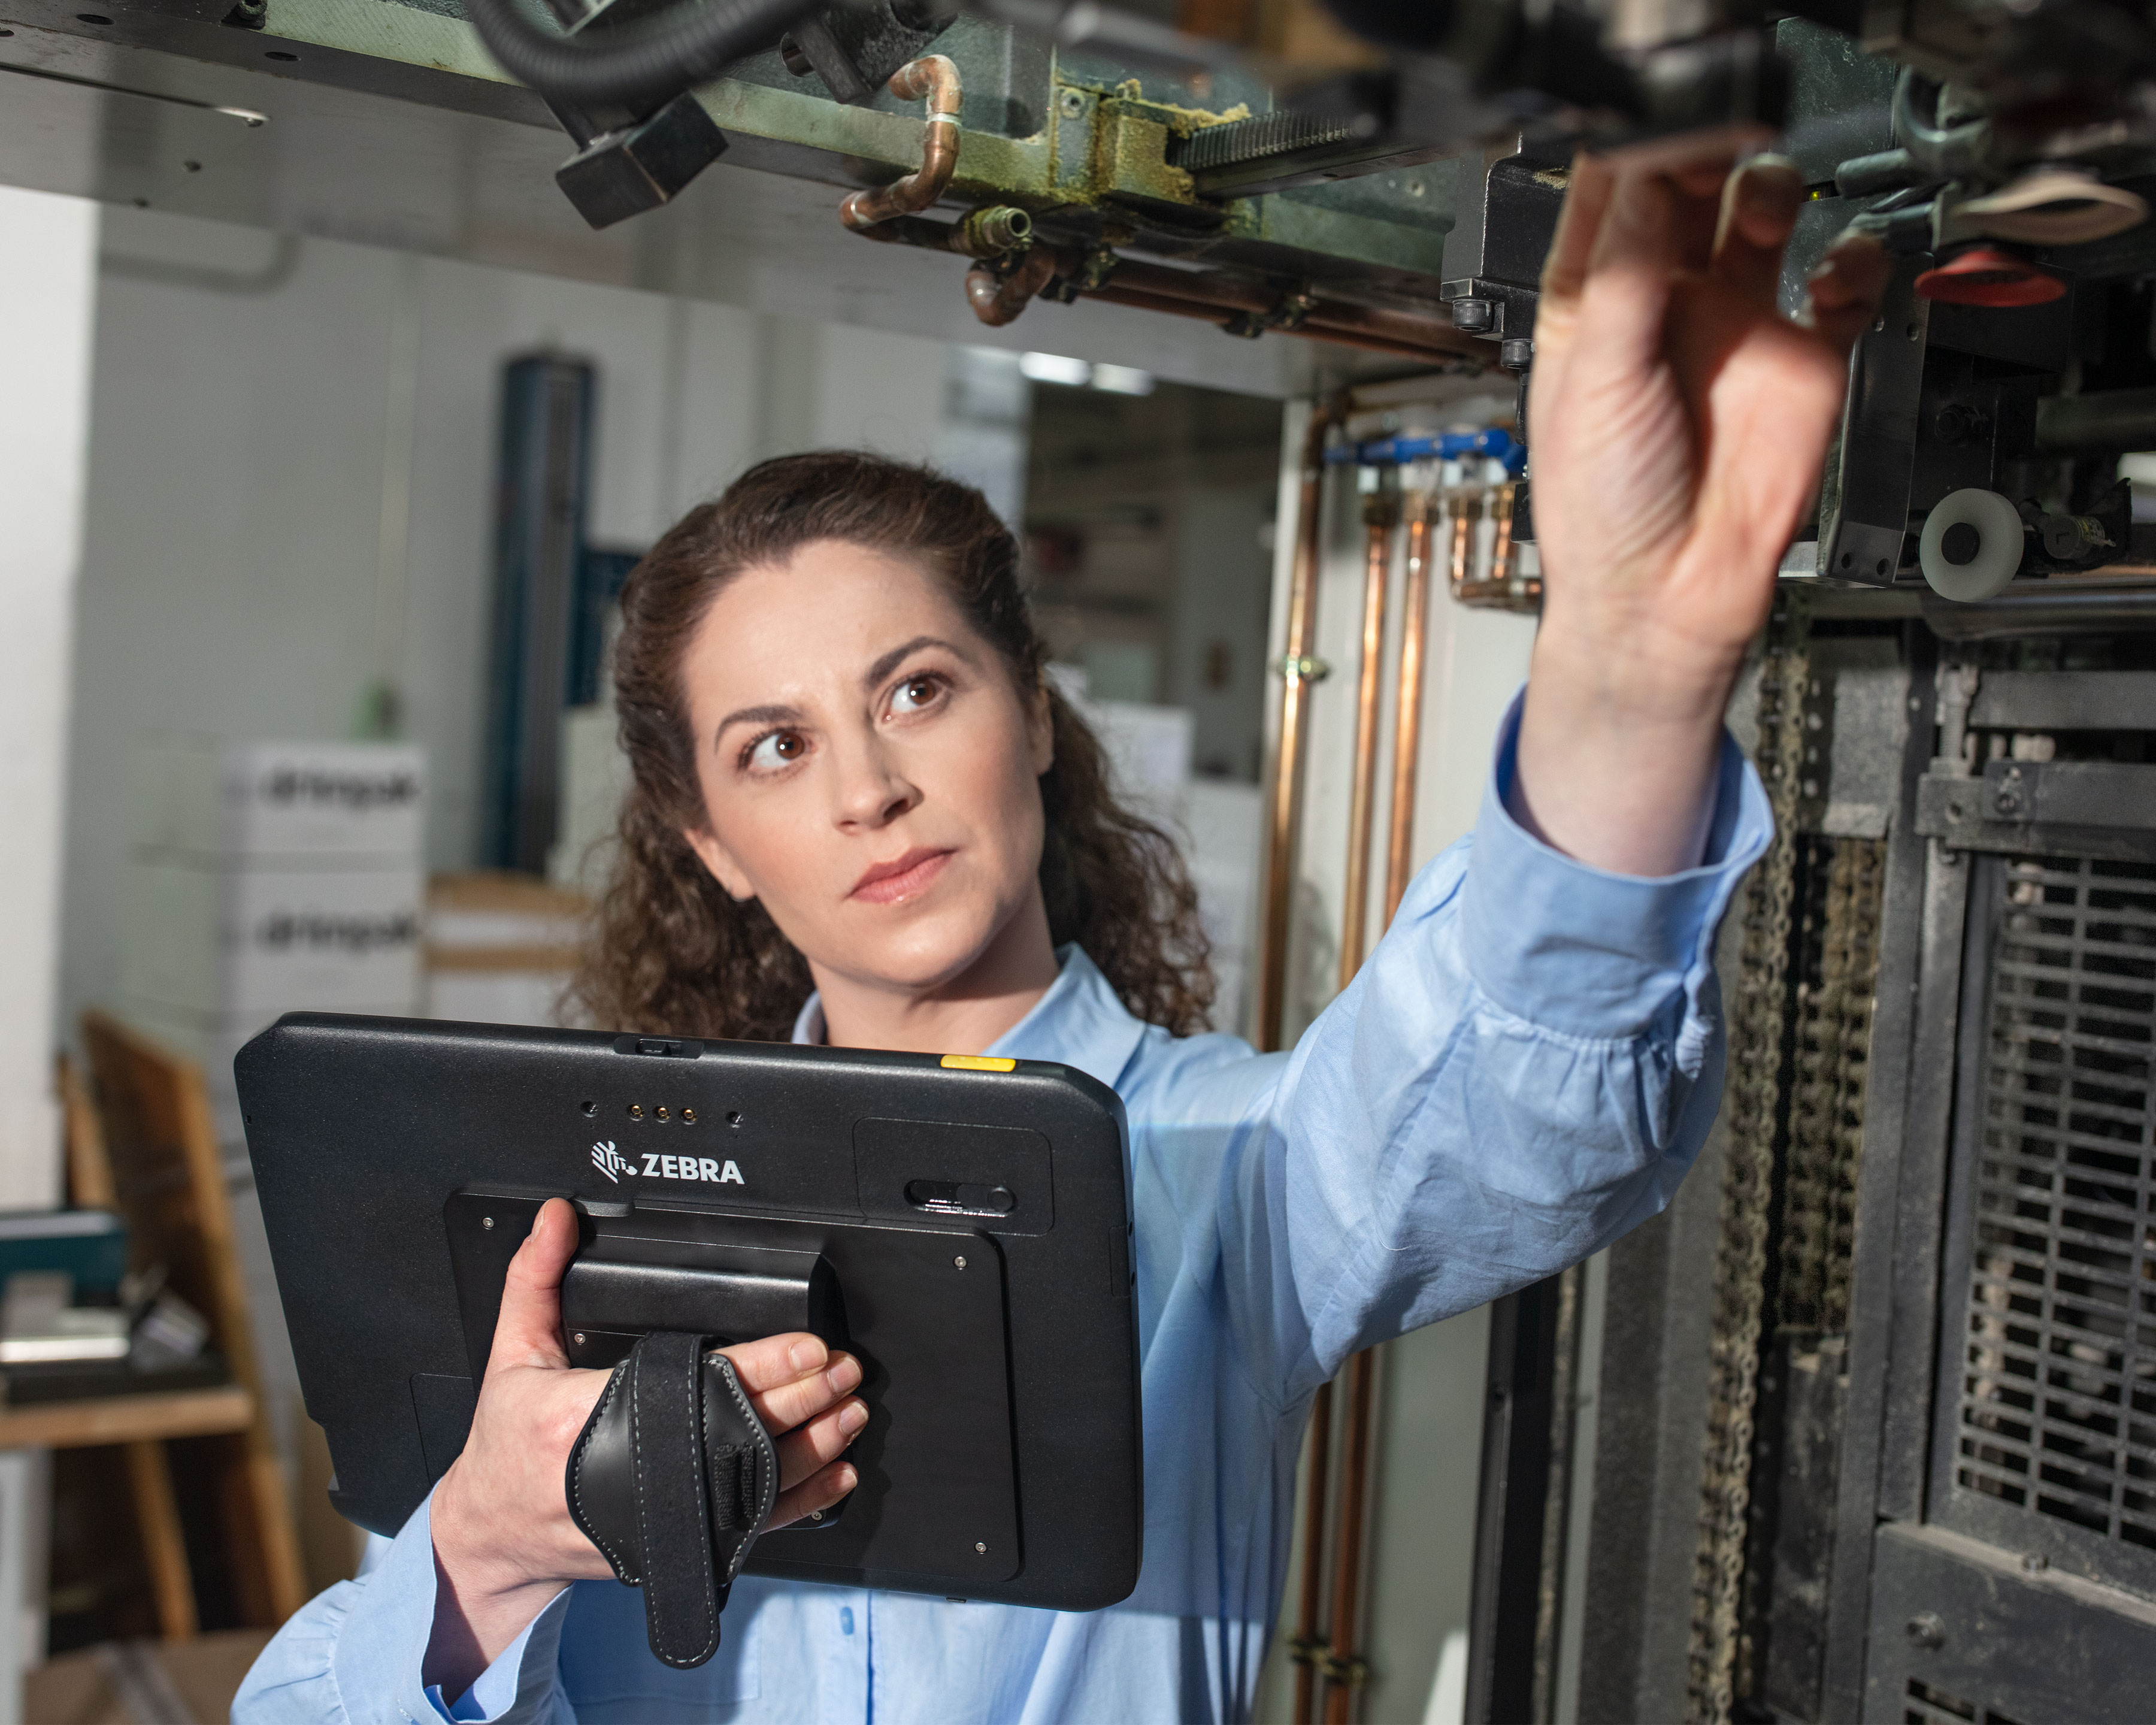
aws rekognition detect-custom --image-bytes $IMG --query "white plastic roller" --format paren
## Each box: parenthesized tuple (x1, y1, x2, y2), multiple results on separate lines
(1918, 488, 2025, 601)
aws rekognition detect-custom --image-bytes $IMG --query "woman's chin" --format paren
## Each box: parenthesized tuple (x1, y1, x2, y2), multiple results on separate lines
(818, 909, 1008, 1000)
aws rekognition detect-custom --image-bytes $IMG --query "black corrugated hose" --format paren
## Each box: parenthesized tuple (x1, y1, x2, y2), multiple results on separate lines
(461, 0, 816, 110)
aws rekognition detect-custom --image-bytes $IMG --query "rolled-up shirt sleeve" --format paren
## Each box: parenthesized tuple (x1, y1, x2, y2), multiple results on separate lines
(1188, 692, 1771, 1406)
(234, 1490, 575, 1725)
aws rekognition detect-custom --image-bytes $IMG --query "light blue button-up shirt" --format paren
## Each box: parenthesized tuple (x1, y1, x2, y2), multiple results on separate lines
(235, 701, 1767, 1725)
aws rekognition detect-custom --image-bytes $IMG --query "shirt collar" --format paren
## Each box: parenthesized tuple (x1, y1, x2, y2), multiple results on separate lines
(789, 946, 1149, 1092)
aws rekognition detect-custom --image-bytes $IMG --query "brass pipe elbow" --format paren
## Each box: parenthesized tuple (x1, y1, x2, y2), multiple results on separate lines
(839, 55, 961, 231)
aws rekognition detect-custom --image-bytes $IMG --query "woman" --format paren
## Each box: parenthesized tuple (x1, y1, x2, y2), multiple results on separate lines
(239, 155, 1887, 1723)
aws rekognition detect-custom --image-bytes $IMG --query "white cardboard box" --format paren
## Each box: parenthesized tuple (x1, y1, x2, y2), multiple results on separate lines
(123, 859, 425, 1017)
(134, 737, 426, 861)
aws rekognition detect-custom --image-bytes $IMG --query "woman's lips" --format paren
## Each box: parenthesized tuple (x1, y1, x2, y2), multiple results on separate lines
(849, 847, 954, 904)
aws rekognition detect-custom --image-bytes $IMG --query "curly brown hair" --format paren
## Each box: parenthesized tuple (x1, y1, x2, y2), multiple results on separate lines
(567, 450, 1215, 1044)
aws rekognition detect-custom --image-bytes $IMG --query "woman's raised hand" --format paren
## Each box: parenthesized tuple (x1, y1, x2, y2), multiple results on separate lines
(1513, 153, 1894, 876)
(424, 1198, 866, 1699)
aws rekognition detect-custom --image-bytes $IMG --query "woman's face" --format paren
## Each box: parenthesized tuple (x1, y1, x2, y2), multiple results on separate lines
(678, 540, 1054, 1000)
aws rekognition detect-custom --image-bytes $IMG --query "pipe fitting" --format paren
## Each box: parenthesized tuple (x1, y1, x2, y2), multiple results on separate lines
(839, 55, 961, 231)
(950, 205, 1031, 259)
(964, 246, 1059, 326)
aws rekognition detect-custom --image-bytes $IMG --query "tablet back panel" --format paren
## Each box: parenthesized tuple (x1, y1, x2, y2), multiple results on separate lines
(235, 1013, 1142, 1611)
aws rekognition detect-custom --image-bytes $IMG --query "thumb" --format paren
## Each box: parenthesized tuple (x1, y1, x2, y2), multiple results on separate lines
(1800, 230, 1892, 358)
(488, 1197, 577, 1373)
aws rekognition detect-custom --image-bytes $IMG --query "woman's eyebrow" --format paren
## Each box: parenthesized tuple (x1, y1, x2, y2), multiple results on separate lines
(712, 703, 802, 746)
(863, 635, 965, 688)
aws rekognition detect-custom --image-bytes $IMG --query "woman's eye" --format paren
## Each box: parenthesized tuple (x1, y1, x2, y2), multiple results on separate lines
(745, 731, 806, 772)
(888, 676, 944, 716)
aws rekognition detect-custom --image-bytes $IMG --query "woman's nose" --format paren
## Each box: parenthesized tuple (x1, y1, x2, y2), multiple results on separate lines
(832, 734, 919, 828)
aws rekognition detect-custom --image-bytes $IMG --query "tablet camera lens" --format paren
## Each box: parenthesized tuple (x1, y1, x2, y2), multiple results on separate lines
(727, 1110, 743, 1127)
(629, 1103, 644, 1120)
(580, 1100, 596, 1118)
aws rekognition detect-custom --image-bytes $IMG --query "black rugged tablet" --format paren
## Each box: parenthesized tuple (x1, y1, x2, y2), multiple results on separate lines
(235, 1013, 1143, 1612)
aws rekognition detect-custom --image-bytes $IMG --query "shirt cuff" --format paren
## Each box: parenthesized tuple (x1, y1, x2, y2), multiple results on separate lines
(1459, 690, 1770, 1053)
(332, 1487, 572, 1724)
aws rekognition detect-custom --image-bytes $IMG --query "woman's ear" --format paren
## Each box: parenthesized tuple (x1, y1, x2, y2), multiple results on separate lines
(682, 825, 757, 903)
(1027, 682, 1056, 777)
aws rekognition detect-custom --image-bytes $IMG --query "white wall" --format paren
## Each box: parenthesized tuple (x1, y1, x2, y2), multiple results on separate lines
(0, 187, 98, 1212)
(60, 207, 1022, 1042)
(1252, 391, 1539, 1724)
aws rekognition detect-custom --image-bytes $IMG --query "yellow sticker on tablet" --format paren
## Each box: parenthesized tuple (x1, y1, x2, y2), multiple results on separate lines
(940, 1054, 1016, 1072)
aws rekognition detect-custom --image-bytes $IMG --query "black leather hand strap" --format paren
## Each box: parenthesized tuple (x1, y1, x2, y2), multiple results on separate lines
(564, 1330, 779, 1669)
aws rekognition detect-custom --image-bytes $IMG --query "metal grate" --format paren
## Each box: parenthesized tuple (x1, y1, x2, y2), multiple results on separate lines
(1954, 855, 2156, 1566)
(1904, 1677, 2029, 1725)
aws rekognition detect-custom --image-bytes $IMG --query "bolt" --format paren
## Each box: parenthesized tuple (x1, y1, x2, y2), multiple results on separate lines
(483, 1216, 494, 1230)
(1934, 402, 1989, 445)
(1058, 88, 1084, 119)
(1906, 1612, 1946, 1650)
(974, 1541, 987, 1554)
(1498, 337, 1533, 371)
(954, 1254, 968, 1270)
(1451, 298, 1494, 335)
(573, 1332, 586, 1346)
(808, 1509, 823, 1522)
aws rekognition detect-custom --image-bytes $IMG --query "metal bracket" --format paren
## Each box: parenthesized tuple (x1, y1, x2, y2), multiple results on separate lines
(1913, 764, 2156, 863)
(1439, 277, 1538, 341)
(1818, 259, 1931, 585)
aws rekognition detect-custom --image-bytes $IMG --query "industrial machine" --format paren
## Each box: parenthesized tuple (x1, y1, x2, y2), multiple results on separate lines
(13, 0, 2156, 1721)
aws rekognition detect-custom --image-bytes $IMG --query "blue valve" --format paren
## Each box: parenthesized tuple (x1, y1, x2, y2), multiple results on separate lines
(1325, 426, 1525, 476)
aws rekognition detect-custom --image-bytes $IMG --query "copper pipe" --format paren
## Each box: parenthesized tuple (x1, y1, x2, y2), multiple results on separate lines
(965, 246, 1059, 325)
(838, 56, 961, 231)
(1384, 500, 1434, 925)
(1105, 255, 1274, 315)
(1447, 485, 1482, 601)
(1091, 262, 1483, 365)
(1292, 1377, 1336, 1725)
(1322, 1346, 1379, 1723)
(1082, 282, 1473, 365)
(1103, 258, 1486, 361)
(1307, 487, 1399, 1725)
(1310, 489, 1431, 1725)
(1489, 480, 1518, 592)
(1337, 493, 1395, 991)
(1256, 398, 1344, 1054)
